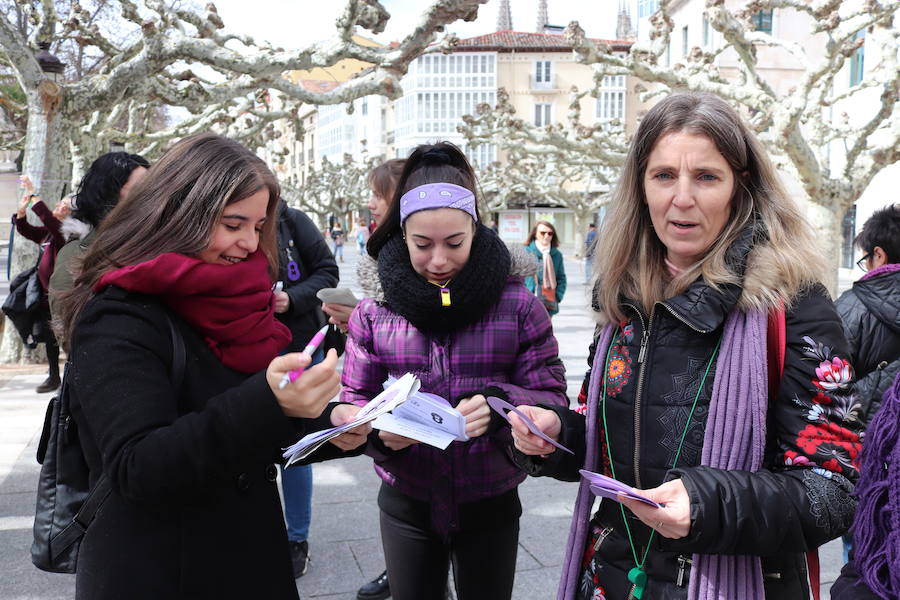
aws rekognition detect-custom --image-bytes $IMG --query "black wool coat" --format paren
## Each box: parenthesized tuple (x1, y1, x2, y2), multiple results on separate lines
(275, 202, 339, 351)
(69, 287, 332, 600)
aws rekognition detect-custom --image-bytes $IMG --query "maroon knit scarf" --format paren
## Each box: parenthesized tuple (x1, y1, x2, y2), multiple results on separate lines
(96, 251, 290, 373)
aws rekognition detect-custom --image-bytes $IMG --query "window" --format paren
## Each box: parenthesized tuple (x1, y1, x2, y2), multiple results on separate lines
(752, 9, 773, 34)
(703, 15, 710, 46)
(682, 25, 689, 56)
(850, 29, 865, 86)
(841, 205, 856, 269)
(535, 60, 552, 83)
(637, 0, 659, 18)
(596, 91, 625, 121)
(534, 103, 552, 127)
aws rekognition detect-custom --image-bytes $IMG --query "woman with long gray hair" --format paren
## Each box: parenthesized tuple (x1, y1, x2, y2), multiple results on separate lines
(510, 93, 863, 599)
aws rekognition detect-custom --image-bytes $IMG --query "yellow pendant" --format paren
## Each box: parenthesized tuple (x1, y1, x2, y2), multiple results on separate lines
(440, 287, 451, 307)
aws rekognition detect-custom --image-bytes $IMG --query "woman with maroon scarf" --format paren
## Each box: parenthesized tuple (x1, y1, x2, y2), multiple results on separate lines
(13, 176, 71, 392)
(55, 133, 362, 600)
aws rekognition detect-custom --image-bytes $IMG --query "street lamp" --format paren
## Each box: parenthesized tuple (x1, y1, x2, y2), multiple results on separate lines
(34, 42, 65, 81)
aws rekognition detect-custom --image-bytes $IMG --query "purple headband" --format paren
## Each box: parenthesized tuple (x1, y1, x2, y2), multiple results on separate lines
(399, 183, 478, 225)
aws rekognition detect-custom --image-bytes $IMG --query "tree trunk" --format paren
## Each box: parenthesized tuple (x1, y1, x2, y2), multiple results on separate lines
(571, 206, 593, 259)
(807, 202, 843, 298)
(0, 87, 66, 364)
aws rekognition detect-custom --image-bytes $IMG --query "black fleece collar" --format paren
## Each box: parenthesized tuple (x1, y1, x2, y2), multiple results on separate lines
(377, 224, 512, 335)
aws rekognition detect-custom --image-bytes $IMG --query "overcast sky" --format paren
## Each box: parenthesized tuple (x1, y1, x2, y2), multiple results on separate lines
(209, 0, 633, 51)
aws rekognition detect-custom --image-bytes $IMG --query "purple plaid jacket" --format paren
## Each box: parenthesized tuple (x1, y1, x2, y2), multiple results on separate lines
(342, 277, 568, 530)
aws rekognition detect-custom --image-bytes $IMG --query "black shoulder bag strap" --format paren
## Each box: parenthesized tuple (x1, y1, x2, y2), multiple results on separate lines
(51, 311, 186, 559)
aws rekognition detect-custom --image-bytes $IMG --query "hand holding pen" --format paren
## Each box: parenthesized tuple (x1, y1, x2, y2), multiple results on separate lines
(267, 348, 340, 419)
(278, 325, 330, 389)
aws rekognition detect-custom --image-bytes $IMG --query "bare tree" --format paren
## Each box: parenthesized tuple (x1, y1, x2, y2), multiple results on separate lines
(460, 87, 627, 250)
(282, 153, 375, 227)
(564, 0, 899, 291)
(0, 0, 489, 361)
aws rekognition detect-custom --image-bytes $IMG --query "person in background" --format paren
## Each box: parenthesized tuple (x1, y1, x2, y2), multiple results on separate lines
(352, 218, 370, 255)
(337, 142, 568, 600)
(273, 199, 340, 578)
(511, 92, 862, 599)
(330, 222, 345, 263)
(13, 176, 71, 392)
(55, 133, 352, 600)
(833, 203, 900, 563)
(584, 222, 597, 283)
(323, 157, 405, 600)
(523, 220, 567, 317)
(368, 217, 377, 234)
(49, 152, 149, 322)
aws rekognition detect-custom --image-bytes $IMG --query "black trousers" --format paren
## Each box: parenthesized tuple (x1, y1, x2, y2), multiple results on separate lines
(379, 490, 520, 600)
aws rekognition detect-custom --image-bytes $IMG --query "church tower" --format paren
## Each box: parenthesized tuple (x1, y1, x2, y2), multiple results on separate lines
(497, 0, 513, 31)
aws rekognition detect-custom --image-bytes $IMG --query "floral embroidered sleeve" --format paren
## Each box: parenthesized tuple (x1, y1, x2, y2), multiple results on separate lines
(667, 285, 861, 556)
(775, 288, 864, 481)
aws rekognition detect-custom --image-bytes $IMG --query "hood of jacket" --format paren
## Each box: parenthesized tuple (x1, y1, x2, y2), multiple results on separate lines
(60, 217, 92, 243)
(852, 270, 900, 335)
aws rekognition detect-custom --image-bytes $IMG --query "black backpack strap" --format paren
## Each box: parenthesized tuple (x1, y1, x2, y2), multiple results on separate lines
(53, 309, 187, 560)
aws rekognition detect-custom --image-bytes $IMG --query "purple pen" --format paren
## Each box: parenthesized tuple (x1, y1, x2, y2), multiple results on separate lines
(277, 325, 329, 389)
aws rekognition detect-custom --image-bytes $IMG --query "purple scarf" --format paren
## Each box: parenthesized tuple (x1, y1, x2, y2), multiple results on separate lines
(860, 262, 900, 281)
(559, 309, 768, 600)
(851, 371, 900, 598)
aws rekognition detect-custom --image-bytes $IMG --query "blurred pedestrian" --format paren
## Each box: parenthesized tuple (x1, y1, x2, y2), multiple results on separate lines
(352, 218, 369, 254)
(584, 222, 597, 283)
(330, 222, 345, 263)
(524, 220, 567, 317)
(49, 152, 149, 323)
(13, 176, 71, 392)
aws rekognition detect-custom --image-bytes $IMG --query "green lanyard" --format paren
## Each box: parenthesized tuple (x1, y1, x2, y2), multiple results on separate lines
(599, 327, 720, 599)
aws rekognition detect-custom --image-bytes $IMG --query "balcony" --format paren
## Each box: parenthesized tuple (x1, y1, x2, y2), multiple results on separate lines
(530, 74, 560, 93)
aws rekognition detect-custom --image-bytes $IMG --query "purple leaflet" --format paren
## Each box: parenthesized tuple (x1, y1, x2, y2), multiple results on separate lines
(486, 396, 574, 455)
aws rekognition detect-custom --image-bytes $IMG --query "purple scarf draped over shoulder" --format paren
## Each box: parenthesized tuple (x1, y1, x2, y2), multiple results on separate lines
(558, 309, 769, 600)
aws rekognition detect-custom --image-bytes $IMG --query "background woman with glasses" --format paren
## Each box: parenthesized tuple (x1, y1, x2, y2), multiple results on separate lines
(524, 220, 567, 316)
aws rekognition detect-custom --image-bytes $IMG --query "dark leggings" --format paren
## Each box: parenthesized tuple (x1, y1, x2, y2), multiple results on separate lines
(379, 507, 519, 600)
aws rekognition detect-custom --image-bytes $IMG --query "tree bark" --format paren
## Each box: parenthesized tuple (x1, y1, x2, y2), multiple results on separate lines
(0, 84, 67, 364)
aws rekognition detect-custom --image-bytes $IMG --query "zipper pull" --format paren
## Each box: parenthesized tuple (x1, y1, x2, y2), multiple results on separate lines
(676, 554, 691, 587)
(593, 526, 613, 551)
(637, 329, 649, 364)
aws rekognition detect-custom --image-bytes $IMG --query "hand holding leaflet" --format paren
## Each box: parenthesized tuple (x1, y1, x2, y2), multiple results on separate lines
(371, 377, 468, 450)
(486, 396, 574, 455)
(282, 373, 420, 464)
(579, 469, 663, 508)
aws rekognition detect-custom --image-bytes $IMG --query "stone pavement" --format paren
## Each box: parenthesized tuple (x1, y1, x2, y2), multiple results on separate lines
(0, 246, 842, 599)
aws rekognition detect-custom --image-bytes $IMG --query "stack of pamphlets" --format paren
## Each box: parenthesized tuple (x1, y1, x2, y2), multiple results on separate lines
(371, 376, 468, 450)
(283, 373, 420, 465)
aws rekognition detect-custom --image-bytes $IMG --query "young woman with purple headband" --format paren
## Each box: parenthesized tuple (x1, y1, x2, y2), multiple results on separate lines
(330, 142, 568, 600)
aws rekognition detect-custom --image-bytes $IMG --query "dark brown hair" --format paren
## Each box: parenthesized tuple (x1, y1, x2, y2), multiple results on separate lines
(58, 133, 280, 344)
(368, 158, 406, 205)
(525, 220, 560, 248)
(367, 142, 480, 257)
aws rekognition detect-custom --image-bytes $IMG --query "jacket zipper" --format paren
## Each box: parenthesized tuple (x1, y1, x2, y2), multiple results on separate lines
(623, 301, 651, 490)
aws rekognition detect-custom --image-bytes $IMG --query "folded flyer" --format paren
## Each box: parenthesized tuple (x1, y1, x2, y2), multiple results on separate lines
(282, 373, 419, 465)
(371, 377, 468, 450)
(579, 469, 663, 508)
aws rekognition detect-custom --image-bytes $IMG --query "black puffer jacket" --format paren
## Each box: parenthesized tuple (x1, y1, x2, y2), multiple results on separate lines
(835, 268, 900, 422)
(518, 273, 863, 599)
(275, 202, 339, 352)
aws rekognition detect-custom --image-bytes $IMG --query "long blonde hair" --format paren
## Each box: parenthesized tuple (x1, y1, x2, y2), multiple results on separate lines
(594, 92, 825, 324)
